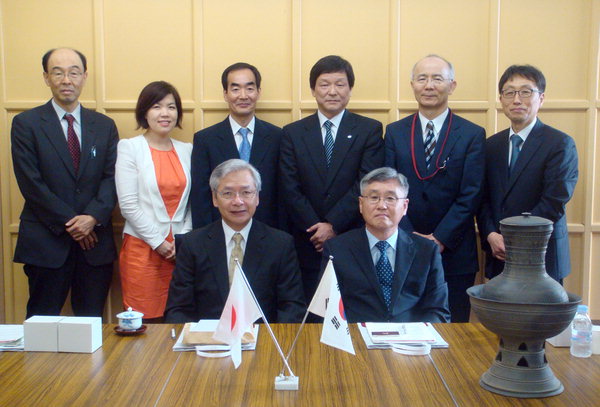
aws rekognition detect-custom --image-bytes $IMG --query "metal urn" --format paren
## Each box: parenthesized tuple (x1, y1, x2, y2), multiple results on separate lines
(467, 213, 581, 398)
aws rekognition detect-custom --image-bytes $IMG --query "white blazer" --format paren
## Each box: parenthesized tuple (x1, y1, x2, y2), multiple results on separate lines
(116, 135, 192, 249)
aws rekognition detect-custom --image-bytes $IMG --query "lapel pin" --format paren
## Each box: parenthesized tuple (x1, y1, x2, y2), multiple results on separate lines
(347, 135, 352, 139)
(90, 146, 96, 158)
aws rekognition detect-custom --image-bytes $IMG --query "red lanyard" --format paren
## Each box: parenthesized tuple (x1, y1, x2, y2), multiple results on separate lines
(410, 111, 453, 181)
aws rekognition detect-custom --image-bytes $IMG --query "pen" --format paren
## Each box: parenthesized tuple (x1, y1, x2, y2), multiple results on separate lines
(171, 328, 176, 339)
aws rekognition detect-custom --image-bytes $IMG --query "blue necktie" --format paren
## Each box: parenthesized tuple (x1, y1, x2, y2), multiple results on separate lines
(509, 134, 523, 176)
(324, 120, 334, 166)
(375, 240, 394, 309)
(424, 121, 436, 169)
(238, 128, 251, 162)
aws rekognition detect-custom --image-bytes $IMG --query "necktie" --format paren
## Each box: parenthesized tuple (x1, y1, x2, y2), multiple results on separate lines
(228, 233, 244, 285)
(238, 128, 251, 162)
(64, 114, 81, 173)
(375, 240, 394, 309)
(509, 134, 523, 176)
(324, 120, 334, 166)
(424, 121, 436, 169)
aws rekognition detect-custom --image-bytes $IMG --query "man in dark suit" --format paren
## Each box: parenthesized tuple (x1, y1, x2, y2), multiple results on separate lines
(191, 62, 282, 229)
(165, 159, 305, 323)
(478, 65, 578, 283)
(384, 55, 485, 322)
(280, 55, 384, 302)
(323, 167, 450, 323)
(11, 48, 118, 318)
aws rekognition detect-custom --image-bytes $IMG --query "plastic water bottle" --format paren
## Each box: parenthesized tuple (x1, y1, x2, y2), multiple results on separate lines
(570, 304, 592, 358)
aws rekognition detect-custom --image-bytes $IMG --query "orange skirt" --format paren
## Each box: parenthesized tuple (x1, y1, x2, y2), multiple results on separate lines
(119, 233, 174, 318)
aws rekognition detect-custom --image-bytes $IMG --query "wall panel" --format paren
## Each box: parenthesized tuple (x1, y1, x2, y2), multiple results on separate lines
(103, 0, 195, 101)
(498, 0, 590, 100)
(202, 0, 293, 102)
(398, 0, 491, 102)
(1, 0, 598, 322)
(300, 0, 391, 102)
(2, 0, 96, 101)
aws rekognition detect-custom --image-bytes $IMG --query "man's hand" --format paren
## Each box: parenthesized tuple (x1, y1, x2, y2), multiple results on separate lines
(156, 240, 176, 261)
(66, 215, 97, 241)
(307, 222, 336, 252)
(413, 232, 445, 253)
(78, 231, 98, 250)
(487, 232, 506, 261)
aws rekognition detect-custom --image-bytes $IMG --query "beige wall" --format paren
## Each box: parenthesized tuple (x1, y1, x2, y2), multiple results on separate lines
(1, 0, 599, 323)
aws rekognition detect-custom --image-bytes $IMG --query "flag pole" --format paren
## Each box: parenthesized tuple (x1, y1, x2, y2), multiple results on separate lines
(235, 259, 295, 377)
(278, 308, 309, 376)
(277, 254, 335, 376)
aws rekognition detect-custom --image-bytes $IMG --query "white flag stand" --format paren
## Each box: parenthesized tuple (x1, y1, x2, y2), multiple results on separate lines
(235, 260, 299, 391)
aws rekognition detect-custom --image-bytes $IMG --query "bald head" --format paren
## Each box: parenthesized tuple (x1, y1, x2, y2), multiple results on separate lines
(411, 54, 454, 81)
(42, 48, 87, 73)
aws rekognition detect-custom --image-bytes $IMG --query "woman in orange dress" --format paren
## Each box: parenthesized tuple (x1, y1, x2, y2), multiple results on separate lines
(115, 81, 192, 321)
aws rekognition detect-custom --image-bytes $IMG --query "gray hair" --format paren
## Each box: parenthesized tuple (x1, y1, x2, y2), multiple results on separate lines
(411, 54, 455, 81)
(360, 167, 409, 197)
(209, 159, 262, 192)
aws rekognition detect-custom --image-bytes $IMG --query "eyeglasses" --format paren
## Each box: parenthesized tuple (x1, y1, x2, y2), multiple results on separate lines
(217, 190, 257, 200)
(361, 195, 406, 205)
(49, 70, 84, 81)
(413, 75, 452, 86)
(500, 89, 541, 99)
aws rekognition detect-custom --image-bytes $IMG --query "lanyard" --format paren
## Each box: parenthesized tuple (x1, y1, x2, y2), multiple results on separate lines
(410, 111, 453, 181)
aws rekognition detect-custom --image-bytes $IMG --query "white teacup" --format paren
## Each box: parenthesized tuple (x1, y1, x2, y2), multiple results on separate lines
(116, 307, 144, 331)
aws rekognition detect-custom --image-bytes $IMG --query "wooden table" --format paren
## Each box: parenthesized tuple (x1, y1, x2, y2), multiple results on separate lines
(432, 323, 600, 407)
(0, 323, 598, 406)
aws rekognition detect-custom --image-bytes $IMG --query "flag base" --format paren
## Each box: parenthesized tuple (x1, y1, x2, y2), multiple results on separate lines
(274, 375, 299, 390)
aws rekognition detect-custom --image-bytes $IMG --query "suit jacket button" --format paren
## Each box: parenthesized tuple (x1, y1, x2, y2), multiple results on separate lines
(76, 188, 81, 194)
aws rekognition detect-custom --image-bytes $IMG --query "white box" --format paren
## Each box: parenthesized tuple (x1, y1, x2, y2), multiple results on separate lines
(24, 315, 64, 352)
(58, 317, 102, 353)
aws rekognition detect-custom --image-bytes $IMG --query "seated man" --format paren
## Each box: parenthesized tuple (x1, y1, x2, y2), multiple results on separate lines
(165, 159, 305, 323)
(323, 167, 450, 323)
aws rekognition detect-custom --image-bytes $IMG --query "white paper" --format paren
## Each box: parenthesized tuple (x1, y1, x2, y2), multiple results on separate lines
(366, 322, 436, 343)
(358, 323, 448, 349)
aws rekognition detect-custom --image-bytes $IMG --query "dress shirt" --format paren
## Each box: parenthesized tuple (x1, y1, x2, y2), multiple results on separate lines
(418, 108, 449, 145)
(51, 99, 82, 147)
(508, 117, 536, 165)
(229, 115, 255, 150)
(222, 218, 253, 265)
(366, 228, 398, 271)
(317, 109, 345, 144)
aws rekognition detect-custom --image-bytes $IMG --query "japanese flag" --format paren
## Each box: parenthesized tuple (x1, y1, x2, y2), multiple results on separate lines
(213, 264, 262, 368)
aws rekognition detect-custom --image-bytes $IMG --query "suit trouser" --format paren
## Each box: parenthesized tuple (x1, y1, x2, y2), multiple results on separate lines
(24, 242, 113, 319)
(446, 273, 476, 323)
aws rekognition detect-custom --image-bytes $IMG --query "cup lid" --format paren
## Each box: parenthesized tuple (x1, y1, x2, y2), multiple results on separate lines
(116, 307, 144, 319)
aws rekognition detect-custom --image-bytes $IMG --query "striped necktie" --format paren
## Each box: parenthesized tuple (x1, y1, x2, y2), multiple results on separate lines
(324, 120, 334, 166)
(424, 121, 436, 169)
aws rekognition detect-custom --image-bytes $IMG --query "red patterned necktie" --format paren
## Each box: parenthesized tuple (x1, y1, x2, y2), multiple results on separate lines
(64, 114, 81, 173)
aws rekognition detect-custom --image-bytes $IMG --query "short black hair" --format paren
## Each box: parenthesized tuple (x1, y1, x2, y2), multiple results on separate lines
(498, 64, 546, 93)
(42, 48, 88, 72)
(135, 81, 183, 129)
(221, 62, 262, 90)
(309, 55, 355, 90)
